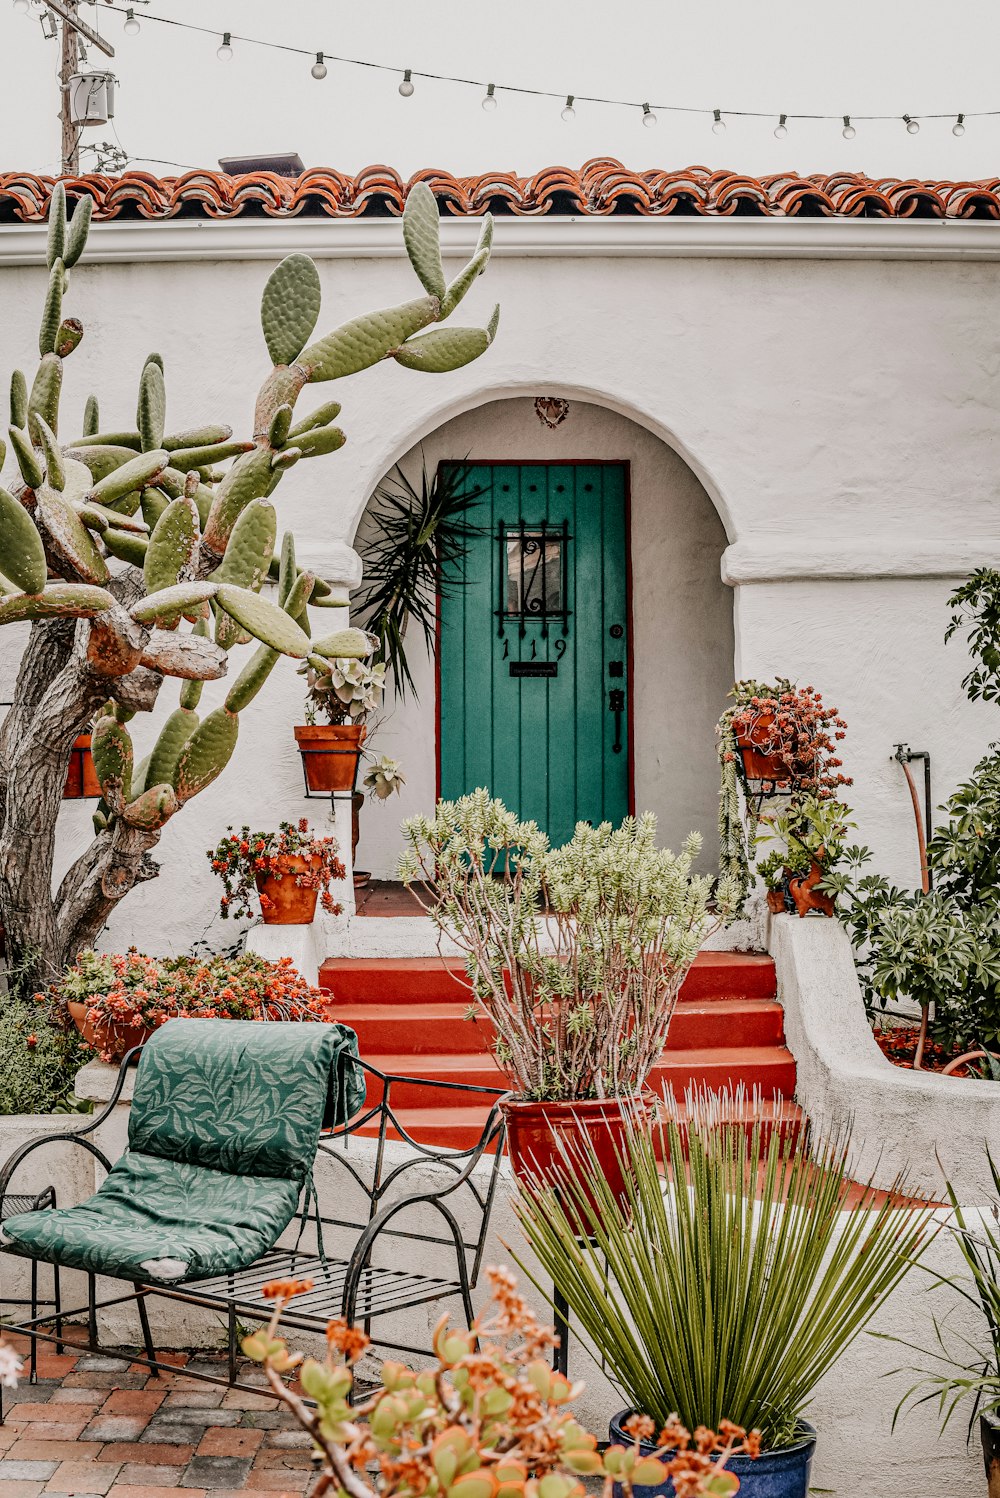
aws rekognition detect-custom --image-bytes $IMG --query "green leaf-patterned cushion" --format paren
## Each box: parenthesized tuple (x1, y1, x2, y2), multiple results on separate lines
(1, 1150, 299, 1283)
(128, 1018, 362, 1181)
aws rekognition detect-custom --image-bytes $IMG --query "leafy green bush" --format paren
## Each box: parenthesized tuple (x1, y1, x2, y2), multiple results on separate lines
(0, 1001, 89, 1115)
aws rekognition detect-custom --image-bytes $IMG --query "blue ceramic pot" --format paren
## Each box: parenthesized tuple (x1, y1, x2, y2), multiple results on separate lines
(608, 1411, 817, 1498)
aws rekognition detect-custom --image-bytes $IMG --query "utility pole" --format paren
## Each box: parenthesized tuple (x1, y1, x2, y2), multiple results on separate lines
(59, 0, 80, 174)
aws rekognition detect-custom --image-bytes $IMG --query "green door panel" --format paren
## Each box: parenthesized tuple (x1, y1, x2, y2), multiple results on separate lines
(439, 463, 629, 847)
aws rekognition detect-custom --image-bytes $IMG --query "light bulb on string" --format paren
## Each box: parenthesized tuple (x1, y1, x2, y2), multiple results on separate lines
(311, 52, 327, 79)
(773, 112, 787, 140)
(641, 102, 656, 128)
(842, 115, 856, 140)
(123, 7, 140, 34)
(904, 114, 919, 134)
(398, 69, 414, 97)
(561, 94, 576, 121)
(712, 109, 726, 135)
(953, 113, 966, 136)
(481, 82, 497, 112)
(217, 31, 233, 60)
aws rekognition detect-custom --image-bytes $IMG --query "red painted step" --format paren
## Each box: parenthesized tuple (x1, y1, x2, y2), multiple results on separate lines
(323, 951, 798, 1149)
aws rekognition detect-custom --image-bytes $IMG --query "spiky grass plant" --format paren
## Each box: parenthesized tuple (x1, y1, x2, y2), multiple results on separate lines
(512, 1099, 934, 1450)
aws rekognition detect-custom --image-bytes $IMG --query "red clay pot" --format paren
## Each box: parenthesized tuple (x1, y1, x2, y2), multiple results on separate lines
(255, 854, 321, 924)
(294, 723, 366, 794)
(500, 1093, 646, 1219)
(67, 999, 151, 1060)
(766, 888, 787, 914)
(734, 712, 792, 783)
(787, 857, 835, 917)
(63, 734, 102, 800)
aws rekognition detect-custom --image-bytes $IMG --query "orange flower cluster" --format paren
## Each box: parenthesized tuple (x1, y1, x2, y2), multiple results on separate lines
(209, 819, 345, 921)
(730, 680, 851, 797)
(261, 1277, 315, 1304)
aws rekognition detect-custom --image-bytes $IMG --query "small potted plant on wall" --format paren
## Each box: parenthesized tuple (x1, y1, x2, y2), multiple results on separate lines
(400, 790, 737, 1205)
(293, 628, 381, 794)
(756, 794, 855, 917)
(209, 819, 345, 925)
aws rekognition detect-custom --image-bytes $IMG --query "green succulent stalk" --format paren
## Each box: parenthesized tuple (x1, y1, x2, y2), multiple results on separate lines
(0, 181, 499, 989)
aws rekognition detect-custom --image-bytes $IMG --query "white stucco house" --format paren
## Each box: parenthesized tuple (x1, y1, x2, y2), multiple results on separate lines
(2, 160, 1000, 953)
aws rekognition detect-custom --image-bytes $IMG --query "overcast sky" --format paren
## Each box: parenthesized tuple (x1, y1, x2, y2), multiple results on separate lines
(3, 0, 1000, 183)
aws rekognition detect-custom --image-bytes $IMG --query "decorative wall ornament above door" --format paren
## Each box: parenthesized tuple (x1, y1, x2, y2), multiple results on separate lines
(534, 396, 570, 429)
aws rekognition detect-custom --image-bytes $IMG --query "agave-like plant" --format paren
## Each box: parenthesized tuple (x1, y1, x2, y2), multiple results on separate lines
(512, 1098, 934, 1450)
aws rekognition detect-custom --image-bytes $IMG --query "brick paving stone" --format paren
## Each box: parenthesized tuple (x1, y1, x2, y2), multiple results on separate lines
(9, 1421, 88, 1441)
(178, 1456, 252, 1489)
(235, 1412, 296, 1431)
(154, 1410, 241, 1429)
(196, 1427, 263, 1458)
(0, 1482, 46, 1498)
(62, 1371, 149, 1390)
(104, 1391, 167, 1415)
(263, 1431, 312, 1448)
(32, 1356, 80, 1379)
(76, 1357, 133, 1373)
(140, 1421, 210, 1446)
(98, 1444, 193, 1467)
(47, 1390, 105, 1408)
(234, 1472, 310, 1492)
(0, 1460, 60, 1480)
(111, 1489, 205, 1498)
(218, 1391, 274, 1412)
(7, 1439, 104, 1461)
(2, 1399, 56, 1417)
(83, 1413, 151, 1442)
(252, 1449, 316, 1470)
(114, 1465, 186, 1488)
(162, 1392, 224, 1410)
(44, 1460, 124, 1494)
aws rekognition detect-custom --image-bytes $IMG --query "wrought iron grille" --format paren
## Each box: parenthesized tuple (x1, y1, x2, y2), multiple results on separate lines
(495, 518, 571, 638)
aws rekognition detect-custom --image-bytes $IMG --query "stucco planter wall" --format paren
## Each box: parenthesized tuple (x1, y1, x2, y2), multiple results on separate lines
(770, 912, 1000, 1201)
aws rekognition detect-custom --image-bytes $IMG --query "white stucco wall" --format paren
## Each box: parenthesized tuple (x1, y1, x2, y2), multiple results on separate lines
(353, 398, 733, 878)
(1, 216, 999, 949)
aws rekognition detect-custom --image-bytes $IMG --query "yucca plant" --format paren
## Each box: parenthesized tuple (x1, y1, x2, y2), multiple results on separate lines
(513, 1099, 933, 1450)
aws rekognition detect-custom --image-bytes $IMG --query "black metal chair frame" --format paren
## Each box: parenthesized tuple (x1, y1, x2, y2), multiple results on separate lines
(0, 1047, 506, 1402)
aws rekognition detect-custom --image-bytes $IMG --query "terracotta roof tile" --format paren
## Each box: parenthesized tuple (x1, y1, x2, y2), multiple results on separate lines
(3, 161, 1000, 223)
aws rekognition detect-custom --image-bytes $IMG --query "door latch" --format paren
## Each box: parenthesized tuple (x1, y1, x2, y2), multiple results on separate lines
(609, 688, 625, 754)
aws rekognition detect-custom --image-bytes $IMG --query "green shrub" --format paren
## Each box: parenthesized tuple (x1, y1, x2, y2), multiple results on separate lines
(0, 1001, 89, 1115)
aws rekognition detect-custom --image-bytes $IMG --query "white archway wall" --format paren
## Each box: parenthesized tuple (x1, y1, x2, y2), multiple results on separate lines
(352, 398, 733, 878)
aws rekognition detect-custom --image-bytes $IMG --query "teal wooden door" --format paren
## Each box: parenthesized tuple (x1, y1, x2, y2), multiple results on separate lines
(439, 463, 630, 846)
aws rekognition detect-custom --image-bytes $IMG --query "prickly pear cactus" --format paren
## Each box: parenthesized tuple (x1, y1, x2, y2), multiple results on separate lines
(0, 179, 498, 984)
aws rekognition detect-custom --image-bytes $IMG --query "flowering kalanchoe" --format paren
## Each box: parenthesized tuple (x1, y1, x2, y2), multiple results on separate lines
(241, 1266, 751, 1498)
(363, 754, 406, 801)
(726, 679, 851, 796)
(208, 819, 345, 921)
(0, 1339, 21, 1390)
(302, 654, 386, 725)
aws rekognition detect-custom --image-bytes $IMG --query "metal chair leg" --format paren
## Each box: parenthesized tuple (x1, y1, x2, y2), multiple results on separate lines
(227, 1302, 238, 1387)
(87, 1272, 98, 1351)
(29, 1259, 38, 1384)
(134, 1287, 159, 1377)
(53, 1263, 64, 1355)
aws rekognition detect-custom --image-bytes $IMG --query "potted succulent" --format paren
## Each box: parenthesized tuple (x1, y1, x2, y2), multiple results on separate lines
(717, 680, 851, 908)
(756, 794, 854, 917)
(209, 819, 345, 925)
(400, 791, 737, 1204)
(294, 628, 382, 794)
(515, 1105, 932, 1498)
(243, 1268, 756, 1498)
(42, 948, 333, 1062)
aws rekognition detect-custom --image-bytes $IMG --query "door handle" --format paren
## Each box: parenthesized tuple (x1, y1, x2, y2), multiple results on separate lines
(609, 688, 625, 754)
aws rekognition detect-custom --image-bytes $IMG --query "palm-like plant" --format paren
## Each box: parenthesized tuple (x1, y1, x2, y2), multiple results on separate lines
(513, 1099, 933, 1450)
(355, 459, 486, 696)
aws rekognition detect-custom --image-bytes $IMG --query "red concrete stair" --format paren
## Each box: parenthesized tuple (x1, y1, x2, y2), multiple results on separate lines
(319, 950, 800, 1147)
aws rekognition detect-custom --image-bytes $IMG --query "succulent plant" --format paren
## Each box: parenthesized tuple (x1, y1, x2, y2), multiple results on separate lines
(0, 181, 498, 984)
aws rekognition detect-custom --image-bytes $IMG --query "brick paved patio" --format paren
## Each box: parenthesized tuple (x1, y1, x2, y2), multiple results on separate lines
(0, 1327, 319, 1498)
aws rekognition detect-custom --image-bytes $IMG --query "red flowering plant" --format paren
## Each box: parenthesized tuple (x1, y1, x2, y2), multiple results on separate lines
(39, 950, 332, 1062)
(242, 1266, 756, 1498)
(208, 819, 345, 921)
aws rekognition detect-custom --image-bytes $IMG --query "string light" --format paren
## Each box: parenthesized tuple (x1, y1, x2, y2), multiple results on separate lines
(641, 102, 656, 128)
(773, 112, 787, 140)
(311, 51, 327, 79)
(88, 3, 996, 138)
(561, 94, 575, 121)
(123, 7, 140, 34)
(842, 114, 856, 140)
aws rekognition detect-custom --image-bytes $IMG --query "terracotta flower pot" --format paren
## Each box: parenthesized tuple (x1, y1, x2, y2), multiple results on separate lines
(500, 1093, 646, 1220)
(735, 712, 792, 783)
(294, 723, 366, 794)
(766, 888, 787, 914)
(67, 999, 151, 1061)
(255, 854, 321, 925)
(352, 790, 370, 888)
(63, 734, 102, 800)
(981, 1411, 1000, 1498)
(787, 856, 834, 918)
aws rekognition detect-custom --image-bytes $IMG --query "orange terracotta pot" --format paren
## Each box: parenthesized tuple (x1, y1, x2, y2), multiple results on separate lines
(294, 723, 366, 793)
(734, 712, 792, 784)
(787, 857, 835, 917)
(67, 999, 151, 1060)
(63, 734, 102, 800)
(500, 1093, 647, 1223)
(255, 854, 321, 925)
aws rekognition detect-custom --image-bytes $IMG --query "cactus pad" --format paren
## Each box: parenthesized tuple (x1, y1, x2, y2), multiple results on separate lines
(138, 360, 166, 451)
(63, 192, 92, 269)
(131, 580, 217, 625)
(144, 496, 199, 596)
(103, 528, 149, 567)
(287, 400, 341, 440)
(146, 706, 199, 788)
(0, 486, 47, 594)
(402, 182, 447, 301)
(393, 325, 491, 372)
(35, 416, 65, 491)
(215, 583, 311, 656)
(201, 447, 275, 557)
(28, 353, 62, 443)
(10, 371, 27, 430)
(173, 706, 239, 802)
(90, 449, 168, 507)
(122, 782, 179, 830)
(0, 583, 113, 625)
(299, 295, 439, 383)
(210, 498, 276, 593)
(289, 424, 345, 458)
(8, 426, 43, 490)
(261, 253, 323, 367)
(46, 184, 66, 269)
(224, 642, 279, 713)
(91, 714, 134, 804)
(312, 627, 379, 659)
(36, 486, 110, 584)
(39, 259, 65, 358)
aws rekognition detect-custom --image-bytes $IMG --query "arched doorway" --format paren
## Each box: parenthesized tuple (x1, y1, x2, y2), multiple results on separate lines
(352, 396, 733, 877)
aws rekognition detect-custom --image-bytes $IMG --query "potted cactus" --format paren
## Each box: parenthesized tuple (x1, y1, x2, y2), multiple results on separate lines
(294, 632, 383, 794)
(0, 179, 498, 991)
